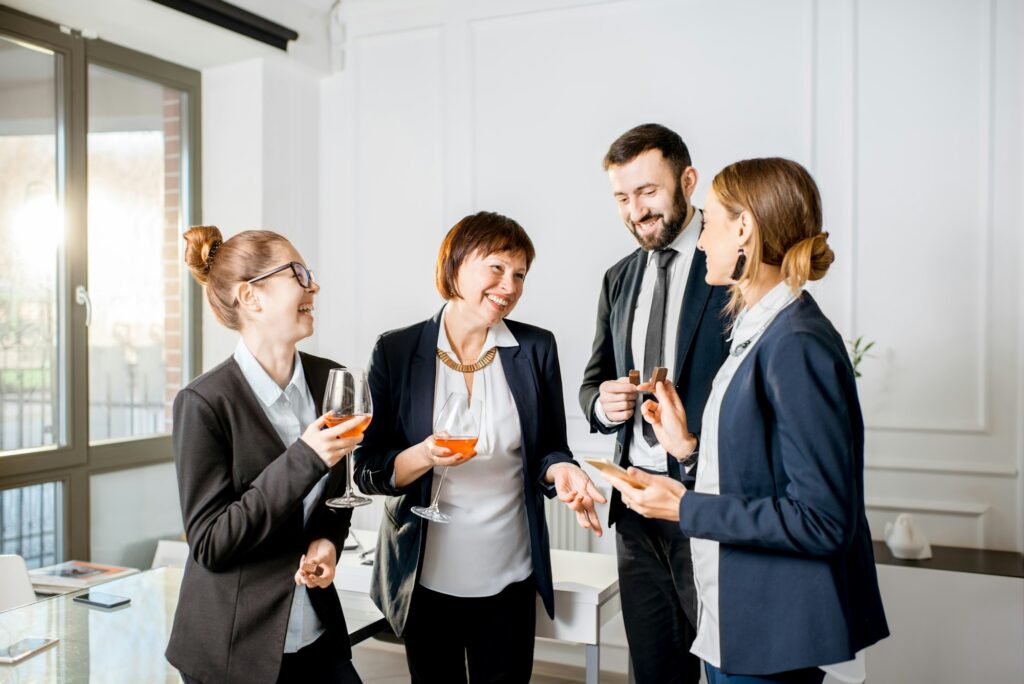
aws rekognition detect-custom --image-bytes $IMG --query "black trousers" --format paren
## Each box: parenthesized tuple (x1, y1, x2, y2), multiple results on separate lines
(179, 633, 362, 684)
(278, 633, 363, 683)
(616, 506, 702, 684)
(403, 576, 536, 684)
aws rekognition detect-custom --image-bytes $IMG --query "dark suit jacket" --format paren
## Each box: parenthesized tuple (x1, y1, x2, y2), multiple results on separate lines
(353, 310, 575, 636)
(579, 237, 730, 524)
(166, 352, 353, 684)
(679, 293, 889, 674)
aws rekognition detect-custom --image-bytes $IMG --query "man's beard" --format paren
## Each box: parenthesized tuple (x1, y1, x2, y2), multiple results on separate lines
(627, 183, 689, 251)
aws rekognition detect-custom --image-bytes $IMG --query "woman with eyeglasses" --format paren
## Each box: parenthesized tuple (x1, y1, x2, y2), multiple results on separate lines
(167, 226, 364, 684)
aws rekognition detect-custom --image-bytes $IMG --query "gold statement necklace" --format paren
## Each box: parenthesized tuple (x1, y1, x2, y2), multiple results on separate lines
(436, 347, 497, 373)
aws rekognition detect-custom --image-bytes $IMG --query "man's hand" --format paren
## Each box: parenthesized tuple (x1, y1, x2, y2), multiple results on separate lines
(598, 377, 640, 422)
(547, 463, 608, 537)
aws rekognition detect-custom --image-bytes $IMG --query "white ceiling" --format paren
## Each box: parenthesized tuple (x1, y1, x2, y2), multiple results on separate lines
(2, 0, 336, 72)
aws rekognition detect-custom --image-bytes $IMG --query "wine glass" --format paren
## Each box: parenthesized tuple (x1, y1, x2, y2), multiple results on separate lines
(324, 368, 373, 509)
(411, 393, 479, 524)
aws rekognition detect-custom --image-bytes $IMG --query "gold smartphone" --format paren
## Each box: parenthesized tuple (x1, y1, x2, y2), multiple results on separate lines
(584, 458, 648, 490)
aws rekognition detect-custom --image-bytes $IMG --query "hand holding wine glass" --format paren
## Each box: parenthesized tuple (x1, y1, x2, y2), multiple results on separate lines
(418, 434, 473, 468)
(411, 393, 479, 524)
(301, 413, 366, 468)
(323, 368, 373, 509)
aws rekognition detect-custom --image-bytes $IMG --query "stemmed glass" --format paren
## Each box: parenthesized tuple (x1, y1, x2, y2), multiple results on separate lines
(324, 368, 373, 509)
(411, 393, 479, 524)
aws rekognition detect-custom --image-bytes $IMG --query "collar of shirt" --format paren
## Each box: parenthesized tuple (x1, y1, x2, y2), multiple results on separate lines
(730, 280, 799, 353)
(437, 303, 519, 356)
(643, 207, 702, 266)
(232, 338, 309, 407)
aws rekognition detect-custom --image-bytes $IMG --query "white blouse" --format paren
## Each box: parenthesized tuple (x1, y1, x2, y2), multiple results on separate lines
(417, 305, 533, 597)
(689, 281, 797, 668)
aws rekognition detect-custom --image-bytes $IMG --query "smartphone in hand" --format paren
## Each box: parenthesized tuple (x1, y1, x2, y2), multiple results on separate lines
(584, 458, 648, 490)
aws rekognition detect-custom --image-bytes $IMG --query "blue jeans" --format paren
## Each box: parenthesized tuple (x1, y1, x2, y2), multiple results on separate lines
(705, 662, 826, 684)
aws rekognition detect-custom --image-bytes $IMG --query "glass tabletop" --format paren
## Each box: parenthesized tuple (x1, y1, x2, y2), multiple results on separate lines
(0, 567, 387, 682)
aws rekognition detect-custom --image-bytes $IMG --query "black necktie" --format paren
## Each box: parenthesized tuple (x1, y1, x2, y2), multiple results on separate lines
(642, 249, 677, 446)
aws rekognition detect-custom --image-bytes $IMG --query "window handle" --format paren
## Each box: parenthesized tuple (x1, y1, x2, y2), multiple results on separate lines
(75, 285, 92, 327)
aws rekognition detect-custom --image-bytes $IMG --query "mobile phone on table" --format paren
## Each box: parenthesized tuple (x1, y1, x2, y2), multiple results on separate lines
(0, 637, 58, 664)
(583, 458, 648, 489)
(72, 591, 131, 609)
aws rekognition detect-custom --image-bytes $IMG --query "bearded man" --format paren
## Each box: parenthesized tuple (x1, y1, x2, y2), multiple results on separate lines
(579, 124, 730, 683)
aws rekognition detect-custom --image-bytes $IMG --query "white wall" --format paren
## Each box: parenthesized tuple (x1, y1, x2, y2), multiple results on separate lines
(315, 0, 1024, 553)
(201, 56, 323, 365)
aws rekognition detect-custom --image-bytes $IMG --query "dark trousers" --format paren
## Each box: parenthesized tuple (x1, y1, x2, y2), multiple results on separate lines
(403, 576, 536, 684)
(278, 633, 363, 683)
(179, 633, 362, 684)
(616, 506, 701, 684)
(705, 662, 826, 683)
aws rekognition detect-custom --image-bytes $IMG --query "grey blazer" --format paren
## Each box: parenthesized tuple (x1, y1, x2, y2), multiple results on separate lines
(165, 352, 352, 684)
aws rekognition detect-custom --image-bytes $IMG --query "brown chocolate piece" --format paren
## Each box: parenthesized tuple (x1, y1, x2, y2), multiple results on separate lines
(628, 369, 640, 385)
(649, 367, 668, 385)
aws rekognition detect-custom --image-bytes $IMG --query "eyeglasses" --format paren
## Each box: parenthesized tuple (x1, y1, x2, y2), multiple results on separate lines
(246, 262, 316, 289)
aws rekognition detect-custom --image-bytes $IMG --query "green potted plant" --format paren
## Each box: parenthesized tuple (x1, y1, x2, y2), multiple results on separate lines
(847, 336, 875, 379)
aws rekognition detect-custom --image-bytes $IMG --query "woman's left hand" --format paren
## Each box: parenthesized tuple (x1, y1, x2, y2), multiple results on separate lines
(547, 463, 607, 537)
(603, 467, 685, 522)
(294, 538, 337, 589)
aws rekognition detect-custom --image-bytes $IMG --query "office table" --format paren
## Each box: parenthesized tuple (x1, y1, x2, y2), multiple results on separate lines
(0, 566, 387, 683)
(337, 529, 621, 684)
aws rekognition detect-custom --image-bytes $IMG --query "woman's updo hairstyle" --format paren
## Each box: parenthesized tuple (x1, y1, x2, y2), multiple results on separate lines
(711, 157, 834, 315)
(183, 226, 293, 330)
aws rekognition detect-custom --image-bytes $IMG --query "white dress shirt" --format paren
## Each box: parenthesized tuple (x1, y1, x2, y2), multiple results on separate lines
(595, 209, 701, 471)
(233, 339, 328, 653)
(418, 305, 533, 597)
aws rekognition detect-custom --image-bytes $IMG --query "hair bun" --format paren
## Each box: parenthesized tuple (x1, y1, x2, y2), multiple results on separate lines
(806, 232, 835, 279)
(781, 231, 834, 288)
(183, 225, 225, 286)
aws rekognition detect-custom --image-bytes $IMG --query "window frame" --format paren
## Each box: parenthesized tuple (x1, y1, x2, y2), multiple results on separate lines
(0, 5, 202, 561)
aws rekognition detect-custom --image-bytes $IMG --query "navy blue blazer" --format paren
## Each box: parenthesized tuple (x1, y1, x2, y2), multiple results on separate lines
(580, 236, 730, 522)
(678, 293, 889, 675)
(353, 310, 575, 636)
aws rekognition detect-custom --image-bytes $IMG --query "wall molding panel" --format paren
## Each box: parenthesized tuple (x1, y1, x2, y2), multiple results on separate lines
(320, 0, 1024, 552)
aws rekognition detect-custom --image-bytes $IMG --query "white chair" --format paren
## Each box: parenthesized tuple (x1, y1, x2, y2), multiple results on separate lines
(0, 555, 37, 612)
(150, 539, 189, 569)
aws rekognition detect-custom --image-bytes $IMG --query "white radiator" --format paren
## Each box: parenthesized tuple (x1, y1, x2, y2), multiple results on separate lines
(544, 496, 593, 552)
